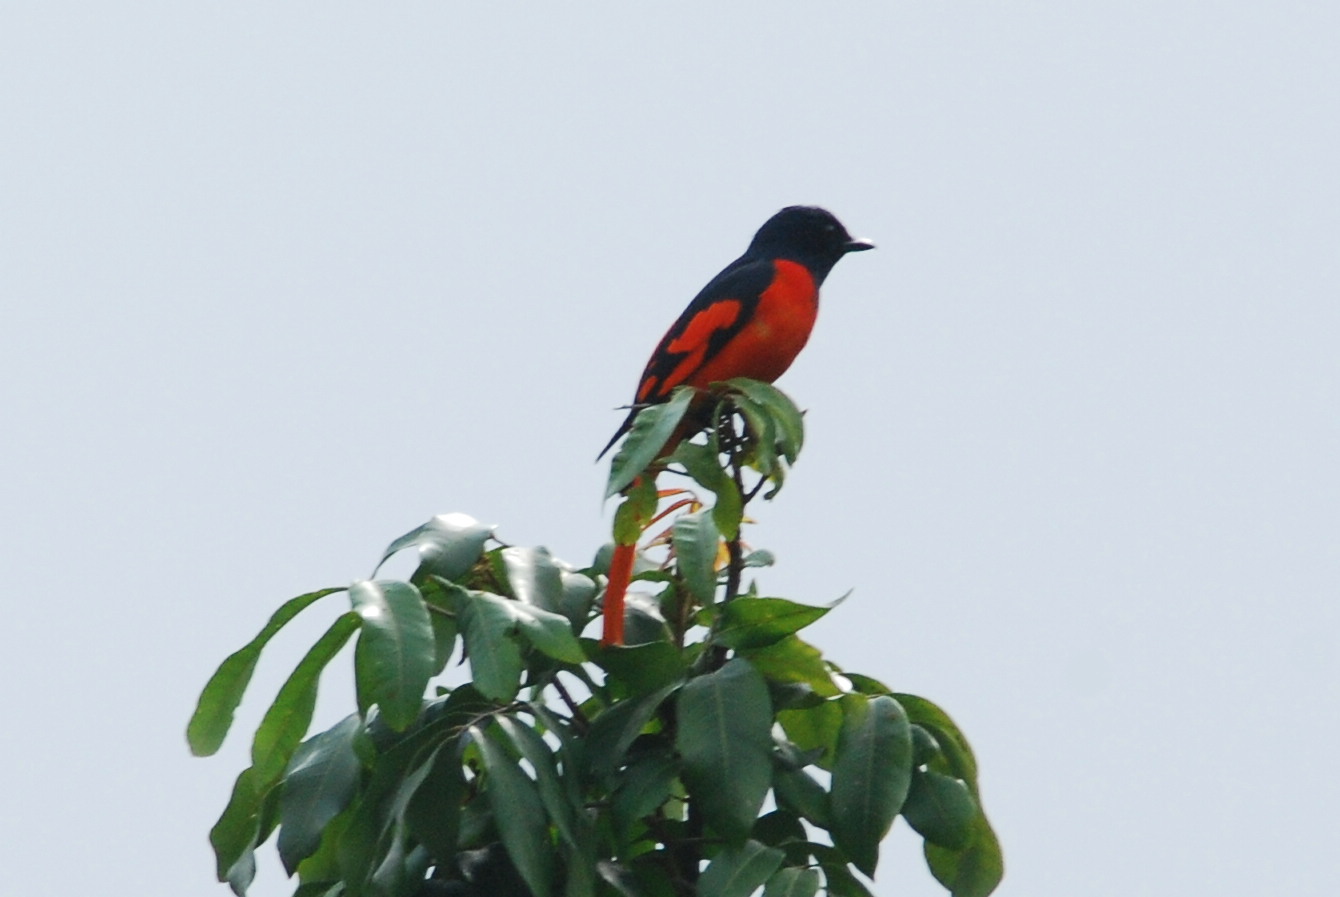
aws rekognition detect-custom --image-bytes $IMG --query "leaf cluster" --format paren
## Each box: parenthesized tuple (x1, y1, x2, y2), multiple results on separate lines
(189, 382, 1002, 897)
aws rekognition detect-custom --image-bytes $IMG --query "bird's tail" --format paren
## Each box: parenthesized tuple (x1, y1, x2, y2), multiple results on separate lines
(600, 541, 636, 646)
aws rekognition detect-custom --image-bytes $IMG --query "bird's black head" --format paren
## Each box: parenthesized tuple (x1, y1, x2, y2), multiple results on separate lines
(746, 206, 874, 283)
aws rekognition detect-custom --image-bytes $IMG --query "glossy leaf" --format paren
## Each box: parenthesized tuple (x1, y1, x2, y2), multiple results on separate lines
(378, 513, 494, 580)
(473, 724, 555, 897)
(351, 580, 434, 732)
(209, 766, 268, 887)
(672, 510, 720, 604)
(724, 379, 805, 463)
(830, 694, 913, 877)
(715, 598, 830, 651)
(558, 571, 597, 628)
(606, 386, 696, 497)
(471, 590, 584, 664)
(762, 867, 821, 897)
(278, 715, 363, 874)
(187, 587, 345, 756)
(676, 659, 773, 843)
(252, 611, 362, 786)
(902, 770, 978, 850)
(924, 814, 1004, 897)
(732, 392, 779, 478)
(459, 593, 525, 702)
(697, 839, 785, 897)
(502, 546, 566, 613)
(893, 693, 980, 791)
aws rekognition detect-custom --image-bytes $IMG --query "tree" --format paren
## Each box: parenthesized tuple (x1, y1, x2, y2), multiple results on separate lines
(188, 381, 1003, 897)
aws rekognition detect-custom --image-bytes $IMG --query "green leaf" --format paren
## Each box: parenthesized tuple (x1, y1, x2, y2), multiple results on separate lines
(732, 392, 779, 478)
(350, 580, 434, 732)
(459, 593, 525, 702)
(494, 715, 582, 849)
(697, 839, 785, 897)
(611, 744, 681, 841)
(470, 590, 585, 664)
(902, 770, 978, 850)
(924, 814, 1004, 897)
(612, 476, 659, 545)
(595, 641, 688, 697)
(584, 682, 680, 786)
(187, 587, 345, 756)
(810, 845, 875, 897)
(724, 379, 804, 464)
(502, 546, 566, 613)
(777, 699, 843, 769)
(892, 693, 980, 792)
(404, 739, 466, 863)
(378, 512, 494, 580)
(669, 442, 743, 541)
(559, 571, 597, 628)
(606, 386, 696, 497)
(672, 510, 720, 604)
(208, 766, 269, 888)
(252, 611, 362, 786)
(762, 867, 821, 897)
(472, 723, 555, 897)
(715, 598, 830, 650)
(844, 673, 893, 696)
(772, 766, 831, 830)
(676, 658, 773, 843)
(740, 635, 839, 697)
(829, 694, 913, 877)
(278, 715, 363, 875)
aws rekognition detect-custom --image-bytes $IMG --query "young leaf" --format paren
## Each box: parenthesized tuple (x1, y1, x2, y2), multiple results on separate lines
(187, 587, 345, 756)
(675, 658, 774, 843)
(778, 698, 843, 769)
(724, 379, 805, 463)
(739, 635, 840, 698)
(901, 770, 978, 850)
(472, 723, 556, 897)
(351, 580, 435, 732)
(672, 510, 720, 604)
(252, 611, 362, 786)
(697, 839, 785, 897)
(829, 694, 913, 877)
(278, 715, 363, 875)
(669, 441, 743, 541)
(606, 386, 696, 498)
(595, 641, 687, 697)
(715, 597, 830, 651)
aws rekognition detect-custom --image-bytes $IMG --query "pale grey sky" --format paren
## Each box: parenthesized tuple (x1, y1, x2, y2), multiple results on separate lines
(3, 4, 1337, 896)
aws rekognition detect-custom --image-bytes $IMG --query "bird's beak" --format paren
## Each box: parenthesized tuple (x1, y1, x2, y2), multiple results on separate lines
(844, 238, 875, 253)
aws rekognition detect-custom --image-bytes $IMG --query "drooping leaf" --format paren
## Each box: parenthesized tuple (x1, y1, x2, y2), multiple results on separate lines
(404, 738, 466, 863)
(501, 546, 566, 613)
(901, 770, 978, 850)
(472, 723, 555, 897)
(278, 715, 363, 875)
(672, 510, 720, 604)
(829, 694, 913, 877)
(715, 598, 830, 651)
(209, 766, 268, 888)
(730, 392, 779, 478)
(676, 658, 773, 843)
(611, 743, 681, 840)
(612, 476, 659, 545)
(606, 386, 696, 497)
(187, 587, 346, 756)
(762, 866, 821, 897)
(892, 693, 980, 792)
(377, 513, 495, 580)
(494, 715, 582, 848)
(252, 612, 362, 786)
(459, 593, 525, 702)
(697, 839, 785, 897)
(809, 845, 875, 897)
(351, 580, 434, 732)
(559, 571, 597, 628)
(470, 590, 585, 664)
(924, 813, 1004, 897)
(772, 766, 831, 831)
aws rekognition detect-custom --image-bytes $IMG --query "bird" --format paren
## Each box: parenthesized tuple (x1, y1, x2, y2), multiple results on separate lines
(599, 205, 872, 645)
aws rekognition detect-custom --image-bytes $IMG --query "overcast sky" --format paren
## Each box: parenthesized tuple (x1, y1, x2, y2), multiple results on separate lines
(3, 4, 1338, 896)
